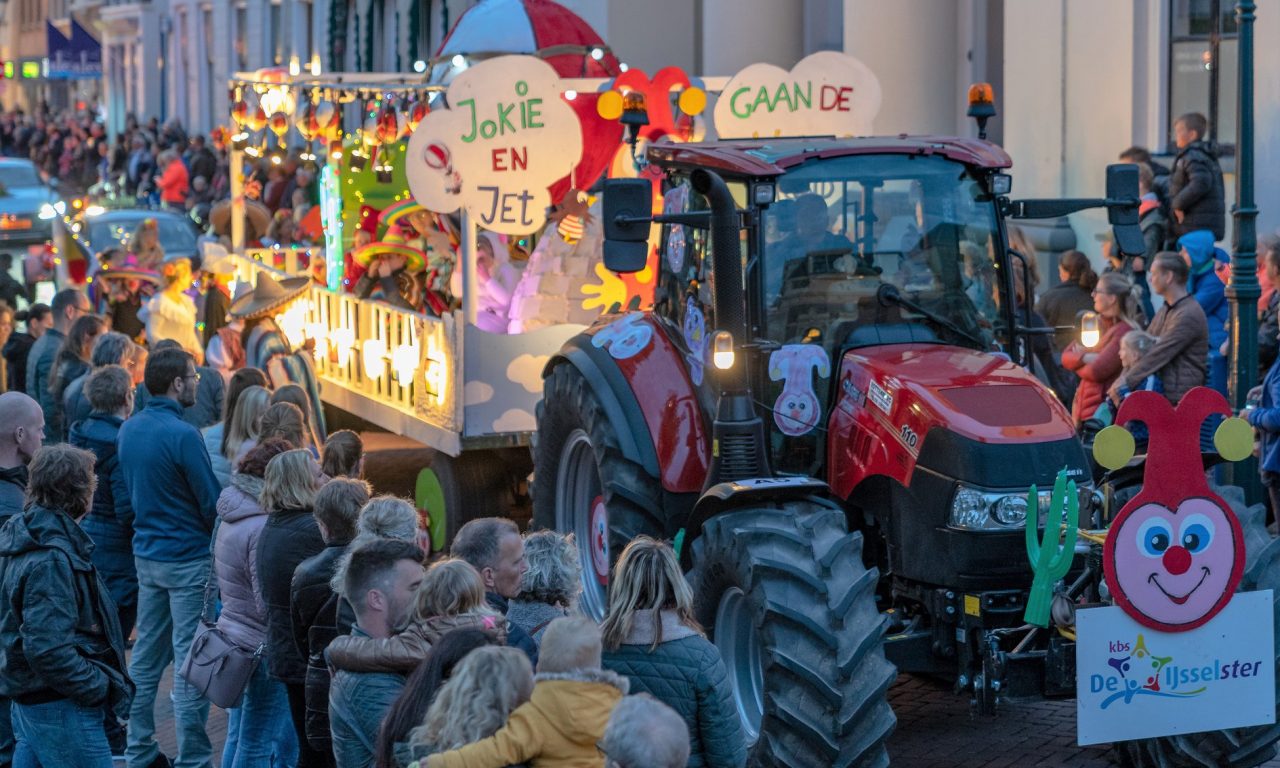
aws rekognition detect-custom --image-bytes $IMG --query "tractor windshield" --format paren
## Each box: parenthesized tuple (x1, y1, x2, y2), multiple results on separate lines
(762, 153, 1004, 353)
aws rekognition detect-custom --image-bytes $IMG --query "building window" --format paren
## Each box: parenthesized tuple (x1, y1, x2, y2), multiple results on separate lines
(235, 3, 248, 71)
(1168, 0, 1238, 152)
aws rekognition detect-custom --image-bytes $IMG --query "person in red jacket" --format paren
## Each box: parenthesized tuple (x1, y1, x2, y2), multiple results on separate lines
(156, 150, 189, 210)
(1061, 272, 1145, 425)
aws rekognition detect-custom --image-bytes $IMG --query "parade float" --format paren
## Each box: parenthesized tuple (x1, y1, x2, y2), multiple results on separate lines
(213, 1, 1280, 765)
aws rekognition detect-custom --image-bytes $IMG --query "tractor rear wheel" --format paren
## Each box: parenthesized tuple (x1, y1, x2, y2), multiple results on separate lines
(533, 363, 664, 620)
(1116, 485, 1280, 768)
(690, 498, 897, 767)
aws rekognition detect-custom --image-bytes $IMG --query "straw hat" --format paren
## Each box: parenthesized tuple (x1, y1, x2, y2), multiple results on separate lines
(97, 252, 162, 285)
(353, 241, 427, 272)
(228, 272, 311, 319)
(210, 199, 272, 239)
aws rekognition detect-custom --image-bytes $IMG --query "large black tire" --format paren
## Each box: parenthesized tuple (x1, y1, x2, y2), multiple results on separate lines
(1116, 485, 1280, 767)
(689, 498, 897, 768)
(532, 363, 664, 619)
(418, 449, 526, 553)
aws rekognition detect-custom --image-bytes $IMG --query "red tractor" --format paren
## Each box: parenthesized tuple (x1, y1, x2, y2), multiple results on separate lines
(533, 129, 1154, 765)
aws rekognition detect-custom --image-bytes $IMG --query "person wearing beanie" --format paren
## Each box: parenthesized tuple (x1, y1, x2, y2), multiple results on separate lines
(424, 616, 627, 768)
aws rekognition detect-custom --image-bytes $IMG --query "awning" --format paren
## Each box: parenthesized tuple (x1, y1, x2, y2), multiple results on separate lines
(46, 20, 102, 80)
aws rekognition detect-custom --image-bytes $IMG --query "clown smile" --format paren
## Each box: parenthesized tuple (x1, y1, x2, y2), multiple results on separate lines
(1148, 567, 1210, 605)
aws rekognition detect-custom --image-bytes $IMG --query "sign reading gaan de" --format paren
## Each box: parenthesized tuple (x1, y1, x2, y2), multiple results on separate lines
(713, 51, 881, 139)
(406, 56, 583, 235)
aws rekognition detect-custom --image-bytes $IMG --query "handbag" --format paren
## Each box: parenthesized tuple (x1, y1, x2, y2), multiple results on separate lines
(178, 560, 264, 709)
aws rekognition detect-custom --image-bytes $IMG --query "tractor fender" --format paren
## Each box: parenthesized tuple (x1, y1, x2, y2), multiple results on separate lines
(681, 476, 831, 564)
(545, 343, 660, 480)
(546, 314, 711, 494)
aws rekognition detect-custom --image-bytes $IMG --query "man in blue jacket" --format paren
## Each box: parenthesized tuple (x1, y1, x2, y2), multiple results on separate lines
(117, 347, 221, 768)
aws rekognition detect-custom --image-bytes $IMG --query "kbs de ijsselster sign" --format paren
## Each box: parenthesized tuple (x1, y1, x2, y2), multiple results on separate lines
(1075, 590, 1275, 745)
(713, 51, 881, 139)
(406, 56, 583, 235)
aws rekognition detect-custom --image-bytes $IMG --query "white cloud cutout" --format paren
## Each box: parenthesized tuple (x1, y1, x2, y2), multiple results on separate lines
(492, 408, 537, 433)
(507, 353, 550, 394)
(406, 55, 583, 235)
(464, 380, 494, 406)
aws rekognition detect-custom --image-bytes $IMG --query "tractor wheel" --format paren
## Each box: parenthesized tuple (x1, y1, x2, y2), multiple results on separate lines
(1116, 485, 1280, 768)
(416, 450, 520, 554)
(689, 498, 897, 768)
(533, 363, 664, 620)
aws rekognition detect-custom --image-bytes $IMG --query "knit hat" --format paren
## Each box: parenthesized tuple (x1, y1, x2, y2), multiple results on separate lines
(537, 616, 602, 674)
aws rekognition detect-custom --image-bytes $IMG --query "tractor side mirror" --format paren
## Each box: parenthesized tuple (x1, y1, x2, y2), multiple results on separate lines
(1106, 163, 1145, 257)
(602, 178, 652, 273)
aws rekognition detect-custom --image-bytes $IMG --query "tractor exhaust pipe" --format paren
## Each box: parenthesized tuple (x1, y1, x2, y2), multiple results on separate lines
(690, 168, 772, 487)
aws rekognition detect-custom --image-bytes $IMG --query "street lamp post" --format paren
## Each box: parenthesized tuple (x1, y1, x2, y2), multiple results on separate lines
(1226, 0, 1259, 497)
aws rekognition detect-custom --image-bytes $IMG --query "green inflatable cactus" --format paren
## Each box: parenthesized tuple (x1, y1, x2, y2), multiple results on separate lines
(1024, 470, 1079, 627)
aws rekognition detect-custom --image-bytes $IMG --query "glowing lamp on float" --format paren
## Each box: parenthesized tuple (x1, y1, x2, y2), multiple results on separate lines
(393, 343, 420, 386)
(362, 339, 388, 379)
(331, 327, 355, 367)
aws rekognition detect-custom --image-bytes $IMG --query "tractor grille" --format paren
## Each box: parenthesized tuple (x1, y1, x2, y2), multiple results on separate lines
(719, 433, 763, 480)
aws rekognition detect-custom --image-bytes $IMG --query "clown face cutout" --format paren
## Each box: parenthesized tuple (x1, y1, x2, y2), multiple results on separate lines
(1106, 497, 1243, 632)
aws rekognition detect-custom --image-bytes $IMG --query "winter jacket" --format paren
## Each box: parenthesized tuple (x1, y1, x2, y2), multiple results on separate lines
(602, 609, 745, 768)
(1139, 197, 1167, 263)
(1181, 231, 1229, 396)
(203, 423, 232, 489)
(25, 327, 65, 437)
(1060, 320, 1133, 426)
(68, 413, 137, 612)
(1036, 280, 1095, 353)
(329, 628, 407, 768)
(1168, 140, 1226, 240)
(214, 474, 271, 650)
(325, 611, 505, 673)
(1249, 357, 1280, 473)
(257, 506, 326, 684)
(487, 592, 538, 668)
(1121, 293, 1208, 405)
(3, 332, 34, 394)
(424, 668, 628, 768)
(506, 600, 569, 647)
(0, 465, 26, 525)
(118, 397, 221, 563)
(134, 365, 225, 429)
(49, 357, 88, 440)
(0, 504, 133, 717)
(1260, 291, 1279, 378)
(291, 541, 350, 753)
(62, 373, 92, 435)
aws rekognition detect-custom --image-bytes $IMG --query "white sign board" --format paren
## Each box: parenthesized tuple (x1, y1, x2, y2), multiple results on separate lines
(713, 51, 881, 139)
(1076, 590, 1275, 746)
(406, 55, 582, 235)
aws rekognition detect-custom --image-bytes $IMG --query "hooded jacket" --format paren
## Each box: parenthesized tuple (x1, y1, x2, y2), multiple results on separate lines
(68, 413, 137, 608)
(325, 611, 506, 673)
(424, 668, 628, 768)
(0, 465, 27, 524)
(1179, 231, 1229, 350)
(602, 609, 745, 768)
(0, 504, 133, 716)
(1168, 139, 1226, 240)
(257, 505, 326, 683)
(214, 473, 271, 650)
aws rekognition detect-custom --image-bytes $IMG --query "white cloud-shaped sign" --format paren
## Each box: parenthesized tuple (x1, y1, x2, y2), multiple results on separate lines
(714, 51, 881, 139)
(407, 56, 583, 235)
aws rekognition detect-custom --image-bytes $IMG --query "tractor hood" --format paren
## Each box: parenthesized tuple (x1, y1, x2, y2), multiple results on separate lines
(828, 344, 1083, 498)
(842, 344, 1077, 442)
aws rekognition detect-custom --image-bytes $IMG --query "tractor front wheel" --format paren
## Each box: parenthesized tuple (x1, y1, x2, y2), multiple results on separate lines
(690, 498, 897, 767)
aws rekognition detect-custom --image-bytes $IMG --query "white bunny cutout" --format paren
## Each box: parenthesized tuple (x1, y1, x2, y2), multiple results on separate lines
(768, 344, 831, 437)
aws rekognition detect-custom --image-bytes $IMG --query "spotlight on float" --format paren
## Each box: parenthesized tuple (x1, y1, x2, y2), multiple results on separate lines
(1080, 311, 1100, 349)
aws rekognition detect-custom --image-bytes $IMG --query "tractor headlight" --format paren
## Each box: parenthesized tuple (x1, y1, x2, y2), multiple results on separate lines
(949, 484, 1072, 531)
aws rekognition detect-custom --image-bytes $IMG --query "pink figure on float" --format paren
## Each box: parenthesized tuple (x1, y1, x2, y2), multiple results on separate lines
(768, 344, 830, 437)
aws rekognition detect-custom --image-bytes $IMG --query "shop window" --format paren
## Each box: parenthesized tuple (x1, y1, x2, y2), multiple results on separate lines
(1168, 0, 1238, 153)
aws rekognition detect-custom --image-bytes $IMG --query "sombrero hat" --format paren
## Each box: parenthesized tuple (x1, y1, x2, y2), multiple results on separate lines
(379, 200, 426, 230)
(229, 272, 311, 319)
(97, 263, 162, 285)
(353, 242, 426, 272)
(210, 199, 272, 239)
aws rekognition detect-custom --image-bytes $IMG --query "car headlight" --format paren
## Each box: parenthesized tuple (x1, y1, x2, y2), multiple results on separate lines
(37, 203, 57, 220)
(948, 483, 1089, 531)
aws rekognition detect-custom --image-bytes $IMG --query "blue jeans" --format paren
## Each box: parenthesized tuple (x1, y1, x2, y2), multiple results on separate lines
(126, 557, 211, 768)
(221, 663, 298, 768)
(12, 698, 113, 768)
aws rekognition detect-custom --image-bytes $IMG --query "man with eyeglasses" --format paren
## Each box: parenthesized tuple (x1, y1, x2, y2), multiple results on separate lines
(26, 288, 91, 436)
(598, 694, 690, 768)
(117, 347, 221, 768)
